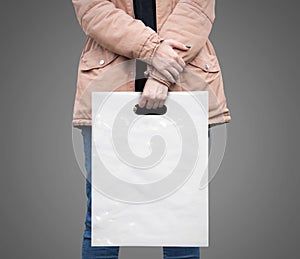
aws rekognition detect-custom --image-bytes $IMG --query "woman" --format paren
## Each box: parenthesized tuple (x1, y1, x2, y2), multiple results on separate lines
(71, 0, 231, 258)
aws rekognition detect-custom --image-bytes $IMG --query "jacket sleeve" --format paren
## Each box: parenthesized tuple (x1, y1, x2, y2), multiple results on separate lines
(160, 0, 215, 63)
(145, 0, 216, 88)
(71, 0, 162, 60)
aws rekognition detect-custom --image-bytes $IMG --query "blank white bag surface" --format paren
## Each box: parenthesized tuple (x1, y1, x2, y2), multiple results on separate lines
(92, 91, 208, 247)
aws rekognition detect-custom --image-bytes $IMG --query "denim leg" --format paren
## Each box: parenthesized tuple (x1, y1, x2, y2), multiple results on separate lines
(80, 126, 120, 259)
(163, 247, 200, 259)
(82, 238, 120, 259)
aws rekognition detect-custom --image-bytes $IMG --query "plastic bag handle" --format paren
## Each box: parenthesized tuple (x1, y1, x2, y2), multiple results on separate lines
(133, 104, 167, 115)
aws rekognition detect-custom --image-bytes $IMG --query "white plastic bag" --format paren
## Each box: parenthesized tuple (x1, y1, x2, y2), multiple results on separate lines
(92, 91, 208, 247)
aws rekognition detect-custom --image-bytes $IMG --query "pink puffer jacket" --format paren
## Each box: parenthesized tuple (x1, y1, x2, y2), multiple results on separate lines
(71, 0, 231, 126)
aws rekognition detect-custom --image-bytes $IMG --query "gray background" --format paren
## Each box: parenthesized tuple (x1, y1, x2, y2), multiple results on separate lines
(0, 0, 299, 258)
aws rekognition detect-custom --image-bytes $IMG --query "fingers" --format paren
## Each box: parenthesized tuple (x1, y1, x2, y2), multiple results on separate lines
(139, 91, 157, 110)
(160, 69, 176, 83)
(153, 87, 167, 109)
(139, 79, 168, 110)
(151, 40, 187, 83)
(171, 58, 185, 72)
(152, 57, 183, 83)
(175, 56, 186, 69)
(167, 39, 190, 51)
(167, 66, 180, 81)
(146, 100, 154, 109)
(158, 100, 165, 108)
(138, 94, 147, 108)
(157, 89, 168, 108)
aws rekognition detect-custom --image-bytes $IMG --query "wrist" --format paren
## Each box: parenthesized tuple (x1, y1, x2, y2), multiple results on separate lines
(147, 38, 165, 66)
(145, 68, 174, 89)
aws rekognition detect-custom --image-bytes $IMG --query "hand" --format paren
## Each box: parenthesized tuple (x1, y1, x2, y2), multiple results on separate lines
(151, 39, 189, 83)
(138, 78, 168, 109)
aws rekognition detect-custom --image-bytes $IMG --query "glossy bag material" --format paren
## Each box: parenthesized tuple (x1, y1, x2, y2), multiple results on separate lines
(91, 91, 209, 247)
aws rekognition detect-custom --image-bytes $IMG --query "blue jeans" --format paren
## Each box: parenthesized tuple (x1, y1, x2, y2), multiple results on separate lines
(80, 126, 210, 259)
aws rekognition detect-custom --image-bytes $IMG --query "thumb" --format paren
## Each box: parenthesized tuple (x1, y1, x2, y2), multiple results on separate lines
(168, 39, 190, 51)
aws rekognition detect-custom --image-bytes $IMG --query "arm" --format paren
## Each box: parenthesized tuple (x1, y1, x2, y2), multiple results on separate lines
(71, 0, 162, 60)
(160, 0, 215, 63)
(145, 0, 216, 87)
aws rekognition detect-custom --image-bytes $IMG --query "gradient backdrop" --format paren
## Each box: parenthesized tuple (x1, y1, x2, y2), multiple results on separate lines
(0, 0, 299, 258)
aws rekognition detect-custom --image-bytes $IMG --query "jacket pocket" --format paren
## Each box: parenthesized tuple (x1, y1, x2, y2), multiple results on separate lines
(186, 51, 221, 86)
(79, 46, 119, 71)
(188, 52, 220, 73)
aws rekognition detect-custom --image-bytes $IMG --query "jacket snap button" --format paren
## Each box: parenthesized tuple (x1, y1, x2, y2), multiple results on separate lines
(205, 63, 210, 70)
(99, 59, 105, 65)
